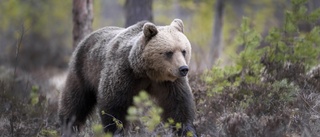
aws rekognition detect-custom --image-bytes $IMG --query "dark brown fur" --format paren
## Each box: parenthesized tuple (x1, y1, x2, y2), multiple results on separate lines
(58, 19, 196, 136)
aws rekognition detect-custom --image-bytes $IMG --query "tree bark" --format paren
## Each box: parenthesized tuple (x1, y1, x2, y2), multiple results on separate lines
(209, 0, 225, 68)
(125, 0, 153, 27)
(72, 0, 93, 48)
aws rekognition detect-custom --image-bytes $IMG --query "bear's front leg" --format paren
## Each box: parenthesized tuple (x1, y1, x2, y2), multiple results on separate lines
(149, 77, 197, 137)
(97, 68, 137, 136)
(98, 98, 129, 136)
(98, 86, 133, 135)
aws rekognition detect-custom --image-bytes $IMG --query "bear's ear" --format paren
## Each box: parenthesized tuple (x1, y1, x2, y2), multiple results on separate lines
(170, 19, 184, 33)
(143, 23, 158, 38)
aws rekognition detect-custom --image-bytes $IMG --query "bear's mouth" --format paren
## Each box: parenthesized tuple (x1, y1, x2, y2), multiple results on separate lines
(145, 69, 175, 82)
(166, 73, 178, 82)
(166, 69, 183, 81)
(146, 68, 183, 82)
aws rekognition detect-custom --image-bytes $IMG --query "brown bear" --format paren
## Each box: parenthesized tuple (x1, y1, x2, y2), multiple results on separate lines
(58, 19, 197, 136)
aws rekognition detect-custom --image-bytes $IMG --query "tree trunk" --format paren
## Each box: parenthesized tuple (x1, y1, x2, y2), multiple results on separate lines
(125, 0, 153, 27)
(209, 0, 225, 68)
(72, 0, 93, 48)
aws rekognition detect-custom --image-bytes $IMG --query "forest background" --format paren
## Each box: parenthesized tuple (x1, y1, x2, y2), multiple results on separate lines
(1, 0, 320, 136)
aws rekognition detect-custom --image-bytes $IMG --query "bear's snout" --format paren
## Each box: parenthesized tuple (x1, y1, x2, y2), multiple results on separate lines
(179, 65, 189, 77)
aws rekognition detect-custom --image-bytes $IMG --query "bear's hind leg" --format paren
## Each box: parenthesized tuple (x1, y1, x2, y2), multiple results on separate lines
(58, 74, 97, 135)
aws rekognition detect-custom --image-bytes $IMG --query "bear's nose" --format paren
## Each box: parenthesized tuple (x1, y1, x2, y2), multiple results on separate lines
(179, 66, 189, 77)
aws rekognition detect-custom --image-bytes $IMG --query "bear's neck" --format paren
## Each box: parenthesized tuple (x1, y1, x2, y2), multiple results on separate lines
(128, 37, 148, 78)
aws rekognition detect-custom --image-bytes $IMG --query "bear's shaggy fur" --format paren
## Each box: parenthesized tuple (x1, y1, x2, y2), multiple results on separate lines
(58, 19, 196, 136)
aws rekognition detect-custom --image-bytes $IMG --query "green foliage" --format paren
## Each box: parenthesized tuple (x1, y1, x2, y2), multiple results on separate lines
(236, 17, 263, 83)
(205, 0, 320, 115)
(186, 131, 194, 137)
(175, 122, 182, 130)
(31, 85, 39, 106)
(93, 124, 112, 137)
(126, 91, 163, 132)
(101, 110, 124, 132)
(38, 129, 58, 137)
(270, 79, 297, 102)
(204, 65, 241, 95)
(93, 124, 104, 134)
(125, 91, 186, 135)
(186, 1, 215, 48)
(222, 0, 286, 63)
(264, 0, 320, 67)
(205, 17, 262, 95)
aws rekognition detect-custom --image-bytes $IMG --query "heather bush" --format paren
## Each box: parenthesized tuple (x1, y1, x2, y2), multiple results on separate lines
(0, 66, 59, 137)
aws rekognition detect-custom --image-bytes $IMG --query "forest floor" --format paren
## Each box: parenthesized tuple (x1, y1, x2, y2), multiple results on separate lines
(1, 65, 320, 137)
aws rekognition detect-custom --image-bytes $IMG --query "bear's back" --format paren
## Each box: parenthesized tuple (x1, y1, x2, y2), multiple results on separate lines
(70, 21, 146, 89)
(70, 26, 125, 89)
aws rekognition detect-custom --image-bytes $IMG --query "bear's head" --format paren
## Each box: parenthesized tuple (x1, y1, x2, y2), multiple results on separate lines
(132, 19, 192, 82)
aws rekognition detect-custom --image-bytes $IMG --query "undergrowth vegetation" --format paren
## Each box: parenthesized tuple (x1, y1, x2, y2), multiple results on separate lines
(196, 0, 320, 136)
(0, 67, 59, 137)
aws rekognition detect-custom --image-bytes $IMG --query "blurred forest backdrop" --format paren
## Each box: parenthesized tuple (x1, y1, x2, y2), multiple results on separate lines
(3, 0, 320, 71)
(1, 0, 320, 136)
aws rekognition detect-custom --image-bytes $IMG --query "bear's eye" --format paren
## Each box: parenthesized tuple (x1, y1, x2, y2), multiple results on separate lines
(165, 51, 174, 58)
(182, 50, 186, 57)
